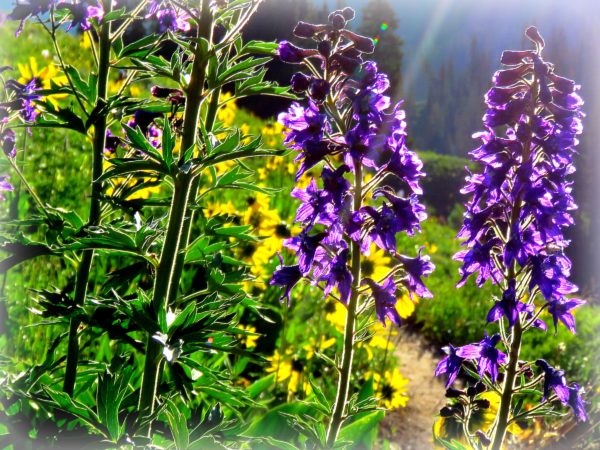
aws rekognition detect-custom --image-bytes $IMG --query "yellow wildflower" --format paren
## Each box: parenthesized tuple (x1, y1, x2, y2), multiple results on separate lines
(434, 391, 524, 447)
(325, 301, 346, 333)
(203, 201, 237, 218)
(368, 322, 398, 350)
(17, 57, 68, 107)
(361, 244, 392, 282)
(266, 349, 292, 383)
(397, 292, 418, 319)
(371, 368, 409, 409)
(302, 336, 336, 360)
(238, 324, 259, 349)
(80, 32, 92, 49)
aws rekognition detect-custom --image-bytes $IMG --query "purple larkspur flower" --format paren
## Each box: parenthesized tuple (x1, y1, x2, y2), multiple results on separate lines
(487, 280, 533, 327)
(0, 176, 14, 200)
(291, 178, 332, 226)
(529, 253, 577, 301)
(362, 204, 403, 253)
(435, 344, 465, 387)
(57, 1, 104, 31)
(146, 1, 191, 32)
(283, 231, 326, 275)
(547, 297, 585, 334)
(457, 334, 507, 382)
(363, 277, 401, 327)
(278, 101, 328, 151)
(271, 9, 431, 328)
(567, 383, 588, 422)
(270, 254, 302, 305)
(321, 165, 350, 209)
(441, 26, 587, 429)
(318, 248, 353, 304)
(8, 0, 54, 36)
(454, 237, 503, 288)
(373, 189, 427, 236)
(4, 78, 41, 122)
(1, 128, 16, 158)
(535, 359, 569, 403)
(395, 248, 435, 299)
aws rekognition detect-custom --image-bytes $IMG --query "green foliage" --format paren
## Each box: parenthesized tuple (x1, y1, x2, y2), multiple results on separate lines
(419, 151, 472, 217)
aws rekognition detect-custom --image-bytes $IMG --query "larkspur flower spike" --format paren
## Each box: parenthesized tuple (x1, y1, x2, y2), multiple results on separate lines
(270, 8, 433, 326)
(435, 26, 587, 439)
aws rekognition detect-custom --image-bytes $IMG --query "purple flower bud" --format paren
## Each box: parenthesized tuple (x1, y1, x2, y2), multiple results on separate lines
(294, 21, 320, 38)
(363, 277, 401, 327)
(492, 64, 532, 86)
(525, 25, 545, 50)
(341, 7, 355, 21)
(151, 86, 183, 98)
(500, 50, 535, 65)
(317, 40, 332, 58)
(341, 30, 375, 54)
(270, 254, 302, 305)
(0, 175, 14, 200)
(328, 12, 346, 30)
(290, 72, 311, 93)
(278, 41, 315, 64)
(1, 128, 16, 158)
(309, 78, 330, 103)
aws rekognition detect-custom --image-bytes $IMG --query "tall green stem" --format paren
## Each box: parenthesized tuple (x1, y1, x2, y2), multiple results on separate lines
(137, 174, 193, 421)
(137, 0, 211, 430)
(167, 86, 219, 306)
(491, 319, 523, 450)
(63, 0, 111, 395)
(326, 161, 362, 448)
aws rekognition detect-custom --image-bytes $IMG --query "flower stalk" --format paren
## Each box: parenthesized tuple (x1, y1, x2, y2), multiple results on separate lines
(63, 0, 112, 395)
(434, 26, 588, 447)
(326, 161, 362, 447)
(491, 318, 522, 450)
(137, 0, 211, 429)
(271, 8, 434, 448)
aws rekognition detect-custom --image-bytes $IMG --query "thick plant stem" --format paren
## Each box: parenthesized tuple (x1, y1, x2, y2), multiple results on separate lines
(491, 318, 523, 450)
(326, 162, 362, 448)
(167, 87, 219, 307)
(138, 174, 193, 421)
(137, 0, 210, 431)
(63, 1, 111, 396)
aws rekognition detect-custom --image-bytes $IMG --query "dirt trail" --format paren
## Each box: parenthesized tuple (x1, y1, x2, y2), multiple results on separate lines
(379, 329, 447, 449)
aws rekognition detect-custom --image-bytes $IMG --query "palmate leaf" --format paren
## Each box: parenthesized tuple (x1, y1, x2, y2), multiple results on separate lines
(96, 359, 134, 442)
(41, 387, 101, 433)
(31, 99, 87, 134)
(0, 235, 55, 273)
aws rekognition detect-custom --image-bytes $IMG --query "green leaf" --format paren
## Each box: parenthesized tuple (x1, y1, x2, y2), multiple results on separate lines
(217, 57, 271, 84)
(210, 130, 240, 157)
(43, 387, 100, 430)
(118, 34, 159, 59)
(246, 373, 275, 399)
(165, 399, 189, 450)
(96, 159, 167, 183)
(338, 410, 385, 449)
(244, 402, 319, 442)
(123, 124, 163, 161)
(240, 41, 279, 56)
(97, 363, 133, 442)
(213, 225, 254, 239)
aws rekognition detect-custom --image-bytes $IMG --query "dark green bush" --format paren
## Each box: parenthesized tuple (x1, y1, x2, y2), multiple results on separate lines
(418, 151, 473, 217)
